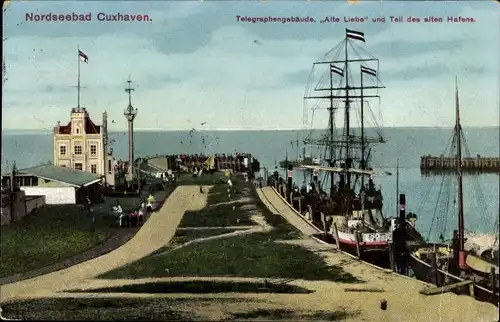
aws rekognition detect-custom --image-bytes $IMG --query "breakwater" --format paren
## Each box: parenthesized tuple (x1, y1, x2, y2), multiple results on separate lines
(420, 155, 500, 172)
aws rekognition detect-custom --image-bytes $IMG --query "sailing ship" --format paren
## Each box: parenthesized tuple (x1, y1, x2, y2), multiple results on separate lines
(285, 29, 418, 262)
(407, 78, 499, 305)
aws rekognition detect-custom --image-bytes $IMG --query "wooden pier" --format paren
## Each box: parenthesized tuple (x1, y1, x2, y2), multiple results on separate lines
(420, 155, 500, 172)
(144, 153, 261, 173)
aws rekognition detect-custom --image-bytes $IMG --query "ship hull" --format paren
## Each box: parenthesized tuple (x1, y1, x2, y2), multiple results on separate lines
(271, 184, 393, 267)
(313, 232, 391, 268)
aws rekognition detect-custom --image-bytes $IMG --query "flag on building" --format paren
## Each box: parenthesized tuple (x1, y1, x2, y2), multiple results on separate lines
(361, 65, 377, 77)
(79, 50, 88, 63)
(330, 64, 344, 76)
(346, 29, 365, 42)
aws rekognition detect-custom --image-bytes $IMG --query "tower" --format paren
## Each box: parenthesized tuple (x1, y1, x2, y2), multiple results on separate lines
(124, 77, 138, 182)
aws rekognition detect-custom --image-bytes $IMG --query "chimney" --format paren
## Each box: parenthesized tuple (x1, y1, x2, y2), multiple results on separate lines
(54, 121, 60, 133)
(399, 194, 406, 227)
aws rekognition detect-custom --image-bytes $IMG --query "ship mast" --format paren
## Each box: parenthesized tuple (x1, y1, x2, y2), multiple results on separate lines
(455, 76, 465, 263)
(344, 37, 351, 188)
(328, 60, 335, 192)
(304, 29, 385, 197)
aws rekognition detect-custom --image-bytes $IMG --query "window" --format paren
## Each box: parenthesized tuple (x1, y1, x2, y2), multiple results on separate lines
(108, 160, 112, 173)
(61, 165, 66, 168)
(59, 145, 67, 155)
(74, 163, 83, 171)
(76, 128, 80, 134)
(90, 144, 97, 156)
(74, 145, 82, 155)
(91, 164, 97, 174)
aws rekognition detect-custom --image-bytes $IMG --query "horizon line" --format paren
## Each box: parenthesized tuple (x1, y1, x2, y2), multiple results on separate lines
(2, 125, 499, 133)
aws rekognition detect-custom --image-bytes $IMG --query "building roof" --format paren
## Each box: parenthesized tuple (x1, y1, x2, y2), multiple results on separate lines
(55, 108, 101, 135)
(17, 164, 103, 188)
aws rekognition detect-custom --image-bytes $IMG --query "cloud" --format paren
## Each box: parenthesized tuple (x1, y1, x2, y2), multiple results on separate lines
(2, 1, 499, 131)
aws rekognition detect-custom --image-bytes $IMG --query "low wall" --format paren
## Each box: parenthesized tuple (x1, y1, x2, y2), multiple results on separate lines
(25, 196, 46, 214)
(1, 192, 45, 226)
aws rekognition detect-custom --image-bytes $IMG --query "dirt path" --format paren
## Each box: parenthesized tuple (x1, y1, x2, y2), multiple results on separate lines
(258, 187, 318, 236)
(0, 185, 211, 302)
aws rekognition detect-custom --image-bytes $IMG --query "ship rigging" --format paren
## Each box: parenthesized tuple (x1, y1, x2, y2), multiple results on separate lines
(301, 28, 386, 200)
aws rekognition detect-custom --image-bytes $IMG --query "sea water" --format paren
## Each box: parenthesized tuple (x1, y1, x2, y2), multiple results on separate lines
(2, 127, 499, 240)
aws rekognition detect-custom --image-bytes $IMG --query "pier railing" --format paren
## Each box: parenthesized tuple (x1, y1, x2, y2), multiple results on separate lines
(408, 254, 499, 305)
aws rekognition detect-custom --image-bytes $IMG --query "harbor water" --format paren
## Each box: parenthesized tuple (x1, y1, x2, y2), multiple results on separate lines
(2, 127, 499, 240)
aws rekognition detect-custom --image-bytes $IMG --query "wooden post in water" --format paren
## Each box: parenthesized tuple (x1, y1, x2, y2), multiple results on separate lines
(307, 205, 313, 221)
(354, 230, 361, 259)
(289, 192, 293, 205)
(388, 242, 395, 272)
(333, 222, 341, 252)
(491, 266, 496, 300)
(431, 251, 438, 286)
(298, 198, 302, 213)
(468, 283, 474, 297)
(320, 212, 327, 236)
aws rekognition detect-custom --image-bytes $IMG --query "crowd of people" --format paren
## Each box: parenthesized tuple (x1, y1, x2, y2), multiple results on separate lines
(138, 153, 259, 173)
(111, 193, 157, 228)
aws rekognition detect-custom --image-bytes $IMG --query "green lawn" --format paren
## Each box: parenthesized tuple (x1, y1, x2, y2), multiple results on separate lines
(0, 197, 141, 278)
(0, 173, 235, 279)
(100, 176, 362, 283)
(70, 280, 312, 294)
(0, 297, 197, 321)
(179, 176, 256, 227)
(0, 297, 361, 321)
(100, 230, 361, 282)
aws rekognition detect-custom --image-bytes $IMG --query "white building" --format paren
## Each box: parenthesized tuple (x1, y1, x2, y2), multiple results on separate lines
(1, 164, 103, 205)
(53, 107, 115, 186)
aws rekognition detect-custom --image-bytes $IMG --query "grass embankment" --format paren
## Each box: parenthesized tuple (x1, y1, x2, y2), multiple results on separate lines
(71, 280, 312, 294)
(0, 196, 141, 279)
(1, 297, 360, 321)
(100, 175, 362, 284)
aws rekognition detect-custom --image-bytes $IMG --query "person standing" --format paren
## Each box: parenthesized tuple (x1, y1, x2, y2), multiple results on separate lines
(86, 196, 95, 227)
(146, 193, 155, 212)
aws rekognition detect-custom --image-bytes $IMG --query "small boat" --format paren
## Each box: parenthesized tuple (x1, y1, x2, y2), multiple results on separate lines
(278, 156, 320, 169)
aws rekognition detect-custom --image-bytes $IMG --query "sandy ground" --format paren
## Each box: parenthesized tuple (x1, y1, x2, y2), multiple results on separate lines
(0, 185, 211, 302)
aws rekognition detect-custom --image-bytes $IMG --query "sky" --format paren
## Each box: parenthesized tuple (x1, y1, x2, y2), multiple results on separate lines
(2, 0, 499, 131)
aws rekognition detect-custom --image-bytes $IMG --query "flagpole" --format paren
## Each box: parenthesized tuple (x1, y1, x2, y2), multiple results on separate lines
(77, 45, 81, 111)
